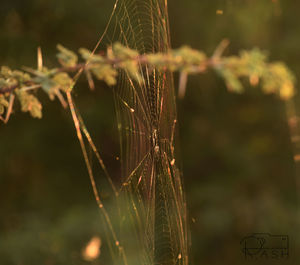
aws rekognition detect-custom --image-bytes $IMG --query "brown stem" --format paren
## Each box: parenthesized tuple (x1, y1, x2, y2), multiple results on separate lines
(0, 55, 219, 95)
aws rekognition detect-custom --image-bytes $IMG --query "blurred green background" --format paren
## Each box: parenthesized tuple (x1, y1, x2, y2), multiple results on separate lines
(0, 0, 299, 264)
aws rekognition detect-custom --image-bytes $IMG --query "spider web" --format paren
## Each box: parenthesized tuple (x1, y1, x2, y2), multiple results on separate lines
(107, 1, 188, 265)
(66, 1, 188, 265)
(64, 0, 300, 264)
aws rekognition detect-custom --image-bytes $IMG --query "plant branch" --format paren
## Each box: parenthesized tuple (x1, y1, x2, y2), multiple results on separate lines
(0, 41, 296, 122)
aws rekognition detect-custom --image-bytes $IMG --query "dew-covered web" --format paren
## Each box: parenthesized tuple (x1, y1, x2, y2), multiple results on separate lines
(66, 1, 188, 265)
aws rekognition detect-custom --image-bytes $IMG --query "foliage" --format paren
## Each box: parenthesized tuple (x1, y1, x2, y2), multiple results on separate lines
(1, 1, 299, 265)
(0, 42, 296, 122)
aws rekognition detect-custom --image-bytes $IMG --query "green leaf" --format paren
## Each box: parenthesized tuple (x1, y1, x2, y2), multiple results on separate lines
(79, 48, 104, 63)
(0, 66, 12, 78)
(0, 105, 4, 115)
(0, 95, 9, 115)
(12, 70, 32, 83)
(226, 48, 267, 78)
(262, 62, 296, 99)
(112, 42, 139, 59)
(218, 68, 243, 93)
(33, 76, 57, 100)
(171, 46, 207, 72)
(52, 72, 73, 92)
(112, 43, 142, 83)
(91, 64, 117, 86)
(0, 78, 7, 89)
(56, 44, 78, 67)
(120, 61, 142, 84)
(16, 90, 42, 118)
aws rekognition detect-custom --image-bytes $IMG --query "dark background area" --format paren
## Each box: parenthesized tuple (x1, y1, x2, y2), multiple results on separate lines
(0, 0, 299, 264)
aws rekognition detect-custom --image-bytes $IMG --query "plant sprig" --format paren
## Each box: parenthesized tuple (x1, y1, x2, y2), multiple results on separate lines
(0, 40, 296, 122)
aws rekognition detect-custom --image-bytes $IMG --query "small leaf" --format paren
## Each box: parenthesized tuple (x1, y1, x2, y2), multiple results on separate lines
(1, 66, 12, 78)
(91, 64, 117, 86)
(52, 72, 73, 92)
(218, 68, 243, 93)
(56, 44, 78, 67)
(79, 48, 104, 63)
(171, 46, 207, 73)
(120, 61, 142, 84)
(33, 76, 57, 100)
(16, 90, 42, 118)
(112, 42, 139, 59)
(280, 81, 294, 100)
(0, 95, 9, 115)
(12, 70, 32, 83)
(0, 105, 4, 115)
(261, 62, 296, 99)
(0, 78, 7, 89)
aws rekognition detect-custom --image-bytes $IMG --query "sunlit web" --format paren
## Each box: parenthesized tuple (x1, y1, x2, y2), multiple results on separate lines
(66, 1, 300, 265)
(66, 1, 188, 265)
